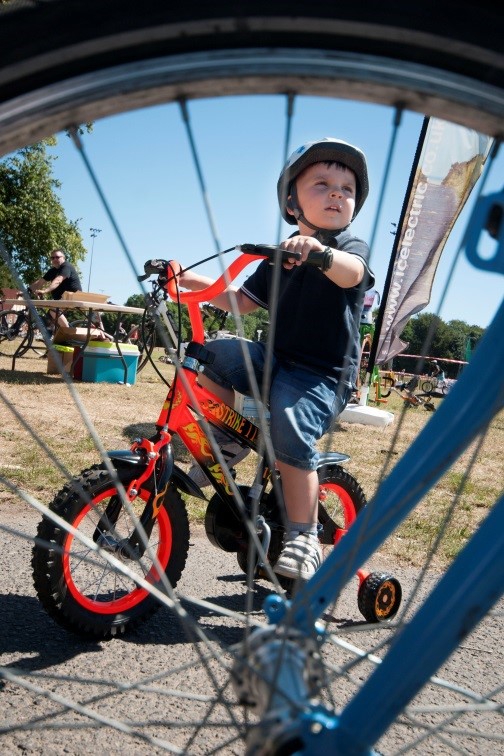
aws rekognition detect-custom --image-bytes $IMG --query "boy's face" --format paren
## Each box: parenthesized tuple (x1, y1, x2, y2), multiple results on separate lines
(289, 162, 357, 232)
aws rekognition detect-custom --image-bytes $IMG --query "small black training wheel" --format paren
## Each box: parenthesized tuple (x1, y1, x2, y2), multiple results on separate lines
(358, 572, 402, 623)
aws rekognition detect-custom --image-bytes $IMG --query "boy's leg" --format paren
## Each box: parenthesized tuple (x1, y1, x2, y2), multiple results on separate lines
(275, 462, 319, 526)
(273, 462, 322, 579)
(197, 372, 235, 406)
(269, 364, 351, 579)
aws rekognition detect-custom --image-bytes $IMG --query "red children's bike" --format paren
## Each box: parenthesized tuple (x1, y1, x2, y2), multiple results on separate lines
(32, 245, 401, 638)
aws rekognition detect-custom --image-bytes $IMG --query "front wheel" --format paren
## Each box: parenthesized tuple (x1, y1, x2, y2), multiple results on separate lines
(32, 465, 190, 638)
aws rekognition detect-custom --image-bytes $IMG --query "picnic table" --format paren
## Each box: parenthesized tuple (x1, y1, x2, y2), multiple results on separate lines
(2, 299, 145, 381)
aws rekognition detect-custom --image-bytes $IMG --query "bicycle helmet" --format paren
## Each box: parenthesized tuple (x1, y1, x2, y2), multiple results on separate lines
(277, 137, 369, 229)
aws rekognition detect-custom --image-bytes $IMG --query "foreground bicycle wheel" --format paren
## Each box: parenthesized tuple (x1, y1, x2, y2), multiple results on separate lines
(1, 2, 503, 754)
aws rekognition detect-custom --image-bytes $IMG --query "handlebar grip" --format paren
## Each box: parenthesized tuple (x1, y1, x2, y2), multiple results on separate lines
(137, 258, 170, 282)
(239, 243, 302, 262)
(239, 243, 333, 270)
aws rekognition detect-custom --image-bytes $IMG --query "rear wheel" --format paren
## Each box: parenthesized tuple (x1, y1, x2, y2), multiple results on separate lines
(235, 466, 366, 576)
(317, 465, 367, 558)
(32, 465, 190, 638)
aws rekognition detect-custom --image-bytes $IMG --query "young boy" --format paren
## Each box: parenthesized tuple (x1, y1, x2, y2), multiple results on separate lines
(179, 137, 374, 580)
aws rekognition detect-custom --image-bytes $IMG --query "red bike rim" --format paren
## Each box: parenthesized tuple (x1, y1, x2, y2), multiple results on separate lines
(62, 489, 172, 614)
(320, 483, 358, 545)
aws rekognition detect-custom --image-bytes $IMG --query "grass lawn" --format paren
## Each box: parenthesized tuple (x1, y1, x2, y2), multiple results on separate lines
(1, 341, 502, 569)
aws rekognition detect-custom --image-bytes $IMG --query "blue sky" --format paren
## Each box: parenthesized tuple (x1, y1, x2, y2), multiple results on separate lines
(48, 95, 502, 329)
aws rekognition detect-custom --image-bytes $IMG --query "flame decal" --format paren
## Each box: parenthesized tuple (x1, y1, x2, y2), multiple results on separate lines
(208, 464, 233, 495)
(152, 483, 169, 517)
(164, 389, 183, 412)
(182, 422, 213, 458)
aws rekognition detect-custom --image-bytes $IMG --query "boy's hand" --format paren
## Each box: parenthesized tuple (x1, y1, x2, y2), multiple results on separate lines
(280, 236, 325, 269)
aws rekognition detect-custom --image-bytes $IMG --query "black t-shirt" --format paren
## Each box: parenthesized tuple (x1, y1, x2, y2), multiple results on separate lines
(44, 261, 82, 300)
(240, 229, 375, 387)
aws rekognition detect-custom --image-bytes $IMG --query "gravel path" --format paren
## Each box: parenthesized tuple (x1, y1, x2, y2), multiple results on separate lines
(0, 500, 502, 755)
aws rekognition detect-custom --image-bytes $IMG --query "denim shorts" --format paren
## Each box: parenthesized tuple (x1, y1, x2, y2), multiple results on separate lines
(203, 339, 351, 470)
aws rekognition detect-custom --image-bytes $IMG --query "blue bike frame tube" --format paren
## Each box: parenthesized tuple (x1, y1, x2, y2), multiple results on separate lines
(289, 297, 504, 631)
(276, 298, 504, 752)
(330, 493, 504, 754)
(288, 298, 504, 633)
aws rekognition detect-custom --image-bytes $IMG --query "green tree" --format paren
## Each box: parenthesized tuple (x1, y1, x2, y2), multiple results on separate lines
(123, 294, 192, 344)
(0, 142, 86, 290)
(242, 308, 270, 341)
(393, 312, 484, 377)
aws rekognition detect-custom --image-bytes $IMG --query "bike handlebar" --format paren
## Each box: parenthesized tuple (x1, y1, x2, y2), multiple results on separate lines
(137, 244, 332, 291)
(137, 244, 333, 343)
(239, 244, 333, 271)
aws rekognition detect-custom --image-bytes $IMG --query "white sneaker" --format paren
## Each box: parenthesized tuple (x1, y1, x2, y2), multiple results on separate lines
(188, 440, 250, 488)
(274, 533, 322, 580)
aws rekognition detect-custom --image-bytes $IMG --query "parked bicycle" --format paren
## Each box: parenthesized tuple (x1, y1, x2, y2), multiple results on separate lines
(0, 295, 55, 358)
(32, 245, 402, 638)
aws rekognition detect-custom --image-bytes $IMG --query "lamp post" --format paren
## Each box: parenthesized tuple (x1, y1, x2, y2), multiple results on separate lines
(87, 227, 102, 291)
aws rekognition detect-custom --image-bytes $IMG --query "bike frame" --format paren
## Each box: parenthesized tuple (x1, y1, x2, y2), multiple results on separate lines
(122, 249, 354, 569)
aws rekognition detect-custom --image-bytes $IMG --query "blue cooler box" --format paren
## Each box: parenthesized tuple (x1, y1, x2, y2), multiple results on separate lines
(81, 342, 139, 384)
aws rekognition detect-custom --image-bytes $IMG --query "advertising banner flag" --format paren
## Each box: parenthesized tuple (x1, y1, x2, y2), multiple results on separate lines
(374, 118, 492, 365)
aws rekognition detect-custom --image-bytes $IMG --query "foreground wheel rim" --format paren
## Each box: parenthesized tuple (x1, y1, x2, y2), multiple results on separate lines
(62, 488, 172, 614)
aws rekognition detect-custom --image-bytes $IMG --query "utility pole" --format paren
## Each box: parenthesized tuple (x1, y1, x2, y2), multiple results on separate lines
(87, 227, 102, 291)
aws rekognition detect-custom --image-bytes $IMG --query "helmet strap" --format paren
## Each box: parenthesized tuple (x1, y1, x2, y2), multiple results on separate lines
(289, 185, 320, 232)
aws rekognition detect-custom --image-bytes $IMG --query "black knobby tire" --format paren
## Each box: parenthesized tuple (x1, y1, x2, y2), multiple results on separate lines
(358, 572, 402, 623)
(0, 2, 501, 159)
(32, 465, 190, 638)
(317, 465, 367, 555)
(0, 309, 33, 357)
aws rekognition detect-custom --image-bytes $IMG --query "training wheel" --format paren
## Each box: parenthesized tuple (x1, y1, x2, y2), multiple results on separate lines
(357, 571, 402, 623)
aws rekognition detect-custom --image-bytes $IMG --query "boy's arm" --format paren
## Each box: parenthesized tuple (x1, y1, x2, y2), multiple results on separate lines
(280, 235, 364, 288)
(178, 269, 258, 314)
